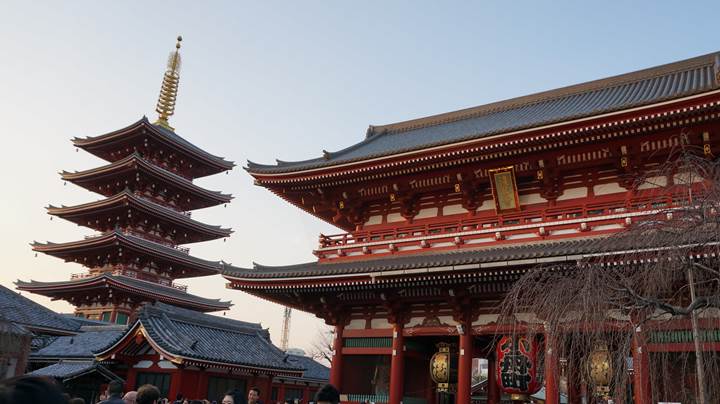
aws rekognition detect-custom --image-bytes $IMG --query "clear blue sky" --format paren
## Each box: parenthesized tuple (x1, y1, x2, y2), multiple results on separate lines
(1, 1, 718, 351)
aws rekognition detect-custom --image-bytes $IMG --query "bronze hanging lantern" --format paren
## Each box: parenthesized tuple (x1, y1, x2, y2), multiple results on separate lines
(588, 344, 612, 398)
(430, 342, 457, 392)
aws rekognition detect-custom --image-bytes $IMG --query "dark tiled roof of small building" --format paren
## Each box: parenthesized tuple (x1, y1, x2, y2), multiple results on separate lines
(16, 273, 232, 311)
(0, 284, 79, 333)
(102, 303, 302, 373)
(31, 328, 125, 359)
(223, 237, 610, 279)
(285, 355, 330, 381)
(247, 52, 720, 174)
(30, 361, 121, 382)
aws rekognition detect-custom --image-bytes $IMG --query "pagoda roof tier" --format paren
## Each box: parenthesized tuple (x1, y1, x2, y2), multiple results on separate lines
(94, 302, 304, 376)
(16, 274, 232, 312)
(61, 152, 232, 210)
(73, 117, 235, 179)
(47, 190, 232, 243)
(247, 52, 720, 176)
(32, 230, 223, 278)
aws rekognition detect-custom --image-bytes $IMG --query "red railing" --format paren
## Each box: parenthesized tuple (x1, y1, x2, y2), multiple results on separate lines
(318, 194, 680, 249)
(71, 268, 188, 292)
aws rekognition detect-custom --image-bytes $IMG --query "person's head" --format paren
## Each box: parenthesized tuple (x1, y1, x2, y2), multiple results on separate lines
(123, 390, 138, 404)
(222, 388, 246, 404)
(314, 384, 339, 404)
(247, 387, 260, 404)
(108, 380, 124, 398)
(69, 398, 86, 404)
(136, 384, 161, 404)
(176, 393, 184, 401)
(0, 376, 67, 404)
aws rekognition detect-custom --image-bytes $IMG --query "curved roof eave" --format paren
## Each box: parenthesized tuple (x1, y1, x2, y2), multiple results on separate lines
(46, 190, 233, 237)
(73, 117, 235, 171)
(245, 51, 720, 176)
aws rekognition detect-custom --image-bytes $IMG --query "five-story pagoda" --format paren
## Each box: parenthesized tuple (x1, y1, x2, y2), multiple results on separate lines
(17, 37, 234, 324)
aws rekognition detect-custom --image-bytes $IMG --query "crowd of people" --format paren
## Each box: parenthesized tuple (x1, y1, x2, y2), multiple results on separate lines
(0, 376, 340, 404)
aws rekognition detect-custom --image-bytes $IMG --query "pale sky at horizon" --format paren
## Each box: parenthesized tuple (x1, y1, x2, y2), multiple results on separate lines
(1, 1, 719, 353)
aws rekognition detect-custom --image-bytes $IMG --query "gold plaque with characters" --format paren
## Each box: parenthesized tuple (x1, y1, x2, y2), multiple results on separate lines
(489, 166, 520, 213)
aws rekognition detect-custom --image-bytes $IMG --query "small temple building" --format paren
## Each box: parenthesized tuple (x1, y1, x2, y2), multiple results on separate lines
(17, 36, 234, 323)
(223, 51, 720, 404)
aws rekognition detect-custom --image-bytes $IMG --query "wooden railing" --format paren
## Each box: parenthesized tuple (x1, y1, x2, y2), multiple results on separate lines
(318, 194, 681, 250)
(71, 268, 188, 292)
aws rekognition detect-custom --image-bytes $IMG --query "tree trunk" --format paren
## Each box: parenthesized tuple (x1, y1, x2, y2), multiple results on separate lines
(687, 265, 707, 404)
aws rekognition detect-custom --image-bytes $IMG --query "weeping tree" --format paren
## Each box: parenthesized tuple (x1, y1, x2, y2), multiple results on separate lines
(309, 326, 334, 365)
(499, 145, 720, 403)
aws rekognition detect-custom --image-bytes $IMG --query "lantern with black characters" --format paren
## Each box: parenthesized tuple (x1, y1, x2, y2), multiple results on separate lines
(496, 335, 542, 400)
(430, 343, 457, 392)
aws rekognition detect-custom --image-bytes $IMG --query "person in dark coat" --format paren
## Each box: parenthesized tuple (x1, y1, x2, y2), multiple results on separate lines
(222, 388, 247, 404)
(313, 385, 339, 404)
(100, 380, 125, 404)
(0, 376, 67, 404)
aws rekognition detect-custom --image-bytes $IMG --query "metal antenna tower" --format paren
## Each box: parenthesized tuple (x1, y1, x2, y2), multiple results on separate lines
(280, 306, 292, 351)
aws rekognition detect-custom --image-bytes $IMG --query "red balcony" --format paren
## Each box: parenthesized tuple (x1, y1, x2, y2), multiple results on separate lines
(315, 194, 683, 261)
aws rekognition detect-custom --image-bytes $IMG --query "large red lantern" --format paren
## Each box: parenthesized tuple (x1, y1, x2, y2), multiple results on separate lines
(495, 335, 542, 398)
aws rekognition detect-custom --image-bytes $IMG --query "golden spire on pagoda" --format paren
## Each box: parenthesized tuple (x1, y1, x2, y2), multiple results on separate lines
(154, 36, 183, 131)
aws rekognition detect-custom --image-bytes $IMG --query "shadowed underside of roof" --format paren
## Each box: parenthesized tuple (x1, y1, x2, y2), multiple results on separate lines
(247, 52, 720, 174)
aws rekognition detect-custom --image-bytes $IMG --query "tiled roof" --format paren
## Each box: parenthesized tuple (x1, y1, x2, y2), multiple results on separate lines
(31, 328, 125, 359)
(285, 355, 330, 381)
(73, 117, 235, 175)
(0, 284, 79, 333)
(223, 237, 610, 279)
(98, 303, 302, 373)
(247, 52, 720, 174)
(61, 152, 232, 205)
(30, 361, 121, 382)
(16, 273, 232, 311)
(47, 190, 232, 241)
(31, 230, 224, 276)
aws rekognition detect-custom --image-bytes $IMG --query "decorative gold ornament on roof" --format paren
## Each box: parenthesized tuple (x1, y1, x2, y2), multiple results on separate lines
(154, 36, 183, 131)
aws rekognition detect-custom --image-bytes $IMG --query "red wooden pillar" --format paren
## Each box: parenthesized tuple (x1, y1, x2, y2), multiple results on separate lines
(389, 323, 405, 404)
(456, 325, 473, 404)
(544, 334, 559, 404)
(125, 367, 138, 392)
(486, 355, 501, 404)
(197, 368, 209, 400)
(278, 380, 286, 403)
(168, 366, 185, 400)
(632, 328, 651, 404)
(329, 324, 344, 390)
(264, 375, 274, 404)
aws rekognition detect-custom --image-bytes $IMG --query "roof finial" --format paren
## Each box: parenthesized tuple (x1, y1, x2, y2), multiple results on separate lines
(154, 35, 183, 131)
